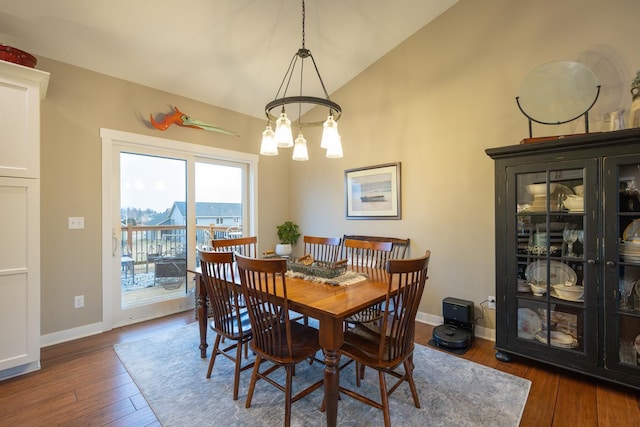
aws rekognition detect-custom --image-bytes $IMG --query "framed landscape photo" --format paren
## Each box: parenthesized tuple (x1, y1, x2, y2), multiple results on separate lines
(345, 162, 401, 219)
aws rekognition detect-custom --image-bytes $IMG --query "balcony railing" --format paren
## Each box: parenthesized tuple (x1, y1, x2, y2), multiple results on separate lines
(120, 224, 241, 265)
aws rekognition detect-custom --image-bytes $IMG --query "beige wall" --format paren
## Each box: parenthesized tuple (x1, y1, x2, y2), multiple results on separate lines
(39, 58, 291, 334)
(288, 0, 640, 330)
(38, 0, 640, 336)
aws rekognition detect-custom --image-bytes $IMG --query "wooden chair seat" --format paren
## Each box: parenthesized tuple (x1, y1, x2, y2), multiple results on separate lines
(211, 310, 251, 339)
(341, 323, 408, 366)
(251, 321, 320, 362)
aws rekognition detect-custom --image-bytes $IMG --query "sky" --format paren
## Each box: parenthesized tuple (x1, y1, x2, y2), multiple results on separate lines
(120, 153, 241, 211)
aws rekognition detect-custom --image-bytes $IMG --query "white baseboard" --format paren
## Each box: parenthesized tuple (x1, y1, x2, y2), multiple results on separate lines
(38, 310, 495, 350)
(40, 321, 105, 348)
(416, 311, 495, 342)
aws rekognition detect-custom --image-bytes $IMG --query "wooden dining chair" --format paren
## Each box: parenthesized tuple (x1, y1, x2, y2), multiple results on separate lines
(235, 254, 324, 427)
(302, 235, 342, 263)
(342, 238, 394, 326)
(211, 236, 258, 258)
(338, 251, 431, 427)
(199, 250, 253, 400)
(343, 235, 410, 260)
(343, 238, 393, 269)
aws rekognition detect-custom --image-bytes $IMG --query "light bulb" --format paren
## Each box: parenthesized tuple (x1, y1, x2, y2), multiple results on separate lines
(274, 112, 293, 148)
(292, 133, 309, 161)
(321, 115, 339, 149)
(326, 135, 343, 158)
(259, 125, 278, 156)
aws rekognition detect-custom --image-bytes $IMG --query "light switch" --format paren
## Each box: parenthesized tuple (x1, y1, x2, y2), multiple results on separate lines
(68, 217, 85, 229)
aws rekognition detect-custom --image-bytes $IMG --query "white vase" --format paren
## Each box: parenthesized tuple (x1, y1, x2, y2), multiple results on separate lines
(275, 243, 292, 257)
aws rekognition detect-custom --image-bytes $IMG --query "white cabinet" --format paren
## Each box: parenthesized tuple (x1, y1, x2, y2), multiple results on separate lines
(0, 61, 49, 379)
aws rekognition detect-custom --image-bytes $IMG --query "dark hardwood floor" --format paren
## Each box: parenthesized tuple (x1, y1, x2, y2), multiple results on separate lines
(0, 311, 638, 426)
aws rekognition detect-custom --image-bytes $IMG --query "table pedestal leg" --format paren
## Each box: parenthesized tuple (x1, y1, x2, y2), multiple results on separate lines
(323, 348, 340, 427)
(319, 317, 343, 427)
(195, 274, 208, 358)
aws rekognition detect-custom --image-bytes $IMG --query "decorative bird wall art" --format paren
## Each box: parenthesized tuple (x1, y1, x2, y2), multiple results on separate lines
(150, 106, 239, 136)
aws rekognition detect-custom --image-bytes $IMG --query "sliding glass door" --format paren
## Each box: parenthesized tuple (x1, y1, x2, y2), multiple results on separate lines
(101, 129, 257, 328)
(120, 153, 187, 311)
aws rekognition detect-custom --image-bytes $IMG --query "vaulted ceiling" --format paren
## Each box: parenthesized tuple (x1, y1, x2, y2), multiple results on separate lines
(0, 0, 458, 119)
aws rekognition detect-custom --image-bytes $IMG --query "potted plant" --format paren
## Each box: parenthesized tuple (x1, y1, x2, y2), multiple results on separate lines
(275, 221, 300, 256)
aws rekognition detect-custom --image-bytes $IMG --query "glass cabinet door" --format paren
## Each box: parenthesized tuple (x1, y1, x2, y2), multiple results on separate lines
(507, 160, 597, 365)
(604, 155, 640, 372)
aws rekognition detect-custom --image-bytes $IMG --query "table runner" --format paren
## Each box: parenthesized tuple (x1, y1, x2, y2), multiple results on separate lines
(285, 270, 368, 286)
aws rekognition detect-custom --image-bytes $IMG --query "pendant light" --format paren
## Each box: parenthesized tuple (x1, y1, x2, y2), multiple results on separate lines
(260, 0, 343, 161)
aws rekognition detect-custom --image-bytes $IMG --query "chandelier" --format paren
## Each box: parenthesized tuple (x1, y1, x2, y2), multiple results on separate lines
(259, 0, 343, 161)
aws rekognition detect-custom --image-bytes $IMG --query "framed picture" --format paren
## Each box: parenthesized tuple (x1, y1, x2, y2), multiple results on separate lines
(345, 162, 401, 220)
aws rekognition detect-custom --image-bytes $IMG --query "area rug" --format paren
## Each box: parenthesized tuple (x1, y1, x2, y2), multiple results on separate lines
(115, 323, 530, 426)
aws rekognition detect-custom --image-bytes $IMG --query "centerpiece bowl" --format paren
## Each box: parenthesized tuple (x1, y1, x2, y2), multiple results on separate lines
(552, 284, 584, 300)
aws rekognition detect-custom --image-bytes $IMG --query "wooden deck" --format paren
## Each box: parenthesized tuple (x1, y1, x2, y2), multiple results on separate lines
(121, 263, 194, 308)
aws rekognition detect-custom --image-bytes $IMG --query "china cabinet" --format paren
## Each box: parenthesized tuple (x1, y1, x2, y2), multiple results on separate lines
(0, 60, 49, 379)
(486, 128, 640, 389)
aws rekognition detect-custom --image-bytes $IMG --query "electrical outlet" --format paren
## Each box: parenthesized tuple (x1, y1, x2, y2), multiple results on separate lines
(488, 295, 496, 310)
(74, 295, 84, 308)
(68, 217, 85, 229)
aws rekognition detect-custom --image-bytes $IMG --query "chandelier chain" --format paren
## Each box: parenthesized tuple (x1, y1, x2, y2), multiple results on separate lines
(263, 0, 342, 127)
(301, 0, 306, 50)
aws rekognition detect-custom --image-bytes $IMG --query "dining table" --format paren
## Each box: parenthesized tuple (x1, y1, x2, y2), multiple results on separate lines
(190, 263, 393, 427)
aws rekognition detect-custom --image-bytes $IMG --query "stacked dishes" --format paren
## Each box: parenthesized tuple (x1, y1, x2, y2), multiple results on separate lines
(621, 241, 640, 263)
(526, 183, 573, 212)
(621, 219, 640, 263)
(535, 330, 578, 348)
(527, 183, 558, 211)
(530, 195, 562, 212)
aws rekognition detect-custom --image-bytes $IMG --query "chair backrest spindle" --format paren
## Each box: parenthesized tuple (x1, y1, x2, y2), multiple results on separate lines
(212, 236, 258, 258)
(344, 238, 393, 269)
(302, 235, 342, 263)
(342, 235, 410, 260)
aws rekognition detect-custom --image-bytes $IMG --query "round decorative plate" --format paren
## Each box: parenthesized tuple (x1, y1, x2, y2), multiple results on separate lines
(517, 61, 599, 124)
(518, 308, 542, 339)
(525, 260, 577, 286)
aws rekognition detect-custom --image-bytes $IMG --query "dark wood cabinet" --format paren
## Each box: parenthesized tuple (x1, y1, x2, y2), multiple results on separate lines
(486, 129, 640, 389)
